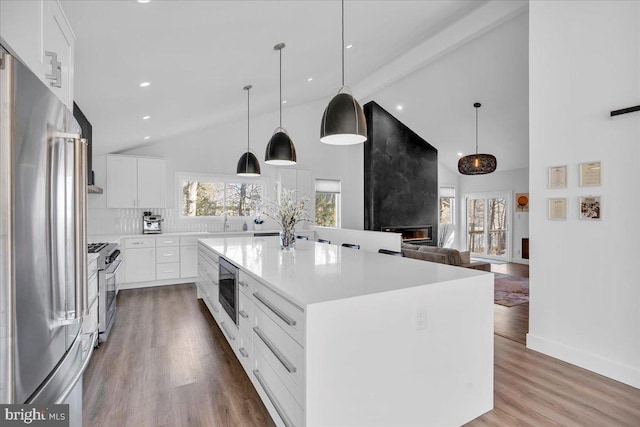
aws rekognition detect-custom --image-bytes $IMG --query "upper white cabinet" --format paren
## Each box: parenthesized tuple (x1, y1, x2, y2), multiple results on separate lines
(106, 155, 166, 209)
(0, 0, 75, 110)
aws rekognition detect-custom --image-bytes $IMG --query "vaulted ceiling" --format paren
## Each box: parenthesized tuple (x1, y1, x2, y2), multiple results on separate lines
(61, 0, 528, 172)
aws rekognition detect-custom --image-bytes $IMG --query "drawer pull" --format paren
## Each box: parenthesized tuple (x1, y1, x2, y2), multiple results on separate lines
(239, 310, 249, 319)
(221, 321, 235, 341)
(163, 253, 174, 257)
(162, 240, 173, 244)
(210, 301, 219, 313)
(253, 292, 296, 326)
(163, 270, 174, 273)
(239, 347, 249, 358)
(253, 370, 294, 427)
(239, 280, 248, 287)
(253, 327, 296, 373)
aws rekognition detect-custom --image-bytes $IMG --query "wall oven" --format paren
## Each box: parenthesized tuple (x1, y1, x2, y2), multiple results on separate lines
(218, 257, 238, 325)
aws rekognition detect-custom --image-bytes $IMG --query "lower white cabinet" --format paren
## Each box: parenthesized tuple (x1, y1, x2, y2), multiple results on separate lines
(121, 234, 201, 288)
(124, 247, 156, 283)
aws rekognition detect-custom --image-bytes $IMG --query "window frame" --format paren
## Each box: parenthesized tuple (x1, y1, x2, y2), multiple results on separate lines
(314, 179, 342, 228)
(439, 186, 456, 226)
(176, 172, 266, 220)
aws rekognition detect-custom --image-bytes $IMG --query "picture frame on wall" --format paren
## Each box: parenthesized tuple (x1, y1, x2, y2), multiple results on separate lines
(579, 161, 601, 186)
(579, 196, 601, 220)
(548, 198, 567, 220)
(548, 165, 568, 189)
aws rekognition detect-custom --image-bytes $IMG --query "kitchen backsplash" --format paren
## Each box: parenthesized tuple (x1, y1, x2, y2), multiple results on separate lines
(87, 208, 276, 235)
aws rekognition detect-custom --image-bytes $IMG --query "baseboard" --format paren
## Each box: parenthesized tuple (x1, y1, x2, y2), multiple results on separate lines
(526, 333, 640, 389)
(119, 277, 196, 291)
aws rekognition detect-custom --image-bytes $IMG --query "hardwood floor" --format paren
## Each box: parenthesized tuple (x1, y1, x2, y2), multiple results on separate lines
(84, 282, 640, 427)
(492, 262, 529, 345)
(82, 284, 275, 427)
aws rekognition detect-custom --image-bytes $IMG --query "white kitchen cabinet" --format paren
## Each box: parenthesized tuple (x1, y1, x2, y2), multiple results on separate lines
(180, 245, 198, 278)
(106, 155, 166, 209)
(124, 247, 156, 283)
(0, 0, 75, 110)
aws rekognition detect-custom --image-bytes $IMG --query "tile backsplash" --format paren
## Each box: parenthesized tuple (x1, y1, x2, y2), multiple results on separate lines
(87, 208, 275, 235)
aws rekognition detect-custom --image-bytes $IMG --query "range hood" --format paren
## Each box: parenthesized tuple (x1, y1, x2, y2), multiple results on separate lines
(73, 102, 104, 194)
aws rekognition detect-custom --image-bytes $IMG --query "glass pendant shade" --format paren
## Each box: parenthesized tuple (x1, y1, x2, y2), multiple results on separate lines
(236, 151, 261, 176)
(458, 154, 497, 175)
(320, 91, 367, 145)
(458, 102, 496, 175)
(265, 127, 296, 166)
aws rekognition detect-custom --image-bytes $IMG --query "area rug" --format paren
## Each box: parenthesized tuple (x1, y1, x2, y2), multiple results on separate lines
(494, 273, 529, 307)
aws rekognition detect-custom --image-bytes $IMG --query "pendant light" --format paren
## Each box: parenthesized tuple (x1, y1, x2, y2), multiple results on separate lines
(320, 0, 367, 145)
(236, 85, 261, 176)
(265, 43, 296, 166)
(458, 103, 497, 175)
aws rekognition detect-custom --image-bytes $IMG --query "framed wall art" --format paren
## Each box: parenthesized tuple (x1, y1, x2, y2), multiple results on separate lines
(548, 165, 568, 189)
(579, 161, 601, 186)
(548, 198, 567, 220)
(579, 196, 601, 220)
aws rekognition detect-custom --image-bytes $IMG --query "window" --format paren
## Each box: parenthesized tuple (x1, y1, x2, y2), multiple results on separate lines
(439, 187, 456, 225)
(315, 179, 341, 227)
(180, 174, 263, 218)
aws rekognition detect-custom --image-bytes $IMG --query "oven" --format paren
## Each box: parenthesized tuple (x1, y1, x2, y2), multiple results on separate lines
(87, 243, 122, 343)
(218, 256, 238, 325)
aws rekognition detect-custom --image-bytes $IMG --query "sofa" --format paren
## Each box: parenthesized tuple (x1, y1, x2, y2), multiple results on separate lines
(401, 243, 491, 272)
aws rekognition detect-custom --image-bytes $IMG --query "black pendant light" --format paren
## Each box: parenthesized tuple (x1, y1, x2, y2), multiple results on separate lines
(458, 103, 497, 175)
(237, 85, 261, 176)
(265, 43, 296, 166)
(320, 0, 367, 145)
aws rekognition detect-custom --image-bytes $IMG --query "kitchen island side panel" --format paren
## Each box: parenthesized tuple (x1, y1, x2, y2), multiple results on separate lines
(305, 275, 494, 426)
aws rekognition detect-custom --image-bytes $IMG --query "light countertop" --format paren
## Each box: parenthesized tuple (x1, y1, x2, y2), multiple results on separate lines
(200, 236, 490, 308)
(88, 230, 265, 245)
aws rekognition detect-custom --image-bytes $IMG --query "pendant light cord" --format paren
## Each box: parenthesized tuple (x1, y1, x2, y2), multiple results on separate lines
(279, 48, 282, 128)
(475, 106, 479, 156)
(247, 87, 250, 153)
(341, 0, 345, 87)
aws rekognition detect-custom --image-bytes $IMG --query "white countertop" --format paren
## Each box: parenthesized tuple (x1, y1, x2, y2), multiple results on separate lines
(88, 230, 267, 245)
(200, 236, 490, 308)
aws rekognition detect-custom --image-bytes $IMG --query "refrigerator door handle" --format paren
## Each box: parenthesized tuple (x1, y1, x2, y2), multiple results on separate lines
(54, 332, 97, 404)
(73, 138, 88, 317)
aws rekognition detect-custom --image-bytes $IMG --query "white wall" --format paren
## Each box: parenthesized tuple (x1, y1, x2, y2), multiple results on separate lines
(457, 168, 529, 262)
(528, 0, 640, 388)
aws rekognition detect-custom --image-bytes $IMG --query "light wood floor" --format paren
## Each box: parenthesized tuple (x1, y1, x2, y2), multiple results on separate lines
(84, 283, 640, 426)
(492, 262, 529, 345)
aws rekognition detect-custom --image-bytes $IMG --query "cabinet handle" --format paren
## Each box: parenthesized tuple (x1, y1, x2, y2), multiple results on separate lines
(253, 292, 296, 326)
(210, 300, 219, 313)
(253, 370, 294, 427)
(239, 280, 248, 287)
(253, 326, 296, 373)
(239, 310, 249, 319)
(163, 253, 174, 257)
(220, 321, 235, 341)
(44, 51, 62, 88)
(239, 347, 249, 358)
(163, 270, 174, 273)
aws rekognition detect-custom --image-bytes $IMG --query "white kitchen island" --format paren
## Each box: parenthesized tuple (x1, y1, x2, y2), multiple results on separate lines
(197, 236, 493, 427)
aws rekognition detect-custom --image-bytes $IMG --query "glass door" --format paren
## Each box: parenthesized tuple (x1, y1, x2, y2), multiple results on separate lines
(465, 192, 511, 260)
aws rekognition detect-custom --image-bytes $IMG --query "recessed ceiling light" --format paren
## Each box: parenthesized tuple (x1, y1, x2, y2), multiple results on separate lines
(137, 0, 151, 3)
(396, 105, 403, 111)
(144, 136, 150, 140)
(346, 44, 353, 49)
(307, 77, 313, 82)
(139, 81, 150, 87)
(142, 115, 150, 120)
(282, 100, 287, 104)
(457, 152, 463, 157)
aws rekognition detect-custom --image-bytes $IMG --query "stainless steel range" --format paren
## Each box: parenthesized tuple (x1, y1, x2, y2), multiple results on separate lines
(88, 242, 121, 343)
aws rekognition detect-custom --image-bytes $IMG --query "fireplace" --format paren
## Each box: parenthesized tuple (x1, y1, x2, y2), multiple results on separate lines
(383, 225, 433, 244)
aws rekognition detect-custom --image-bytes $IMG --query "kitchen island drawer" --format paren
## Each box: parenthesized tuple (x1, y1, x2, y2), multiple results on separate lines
(252, 281, 305, 346)
(156, 263, 180, 280)
(157, 246, 179, 263)
(253, 350, 303, 427)
(198, 243, 219, 264)
(253, 305, 304, 407)
(125, 237, 155, 249)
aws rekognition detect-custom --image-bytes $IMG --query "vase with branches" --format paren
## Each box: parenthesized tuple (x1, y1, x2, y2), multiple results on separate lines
(264, 187, 310, 250)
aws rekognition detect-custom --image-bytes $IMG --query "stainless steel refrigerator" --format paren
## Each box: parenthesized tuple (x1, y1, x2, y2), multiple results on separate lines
(0, 48, 96, 424)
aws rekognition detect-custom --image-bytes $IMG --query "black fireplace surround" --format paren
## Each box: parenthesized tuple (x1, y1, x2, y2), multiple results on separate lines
(363, 101, 438, 246)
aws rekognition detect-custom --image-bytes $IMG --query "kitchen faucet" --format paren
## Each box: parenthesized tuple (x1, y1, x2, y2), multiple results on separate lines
(223, 213, 229, 230)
